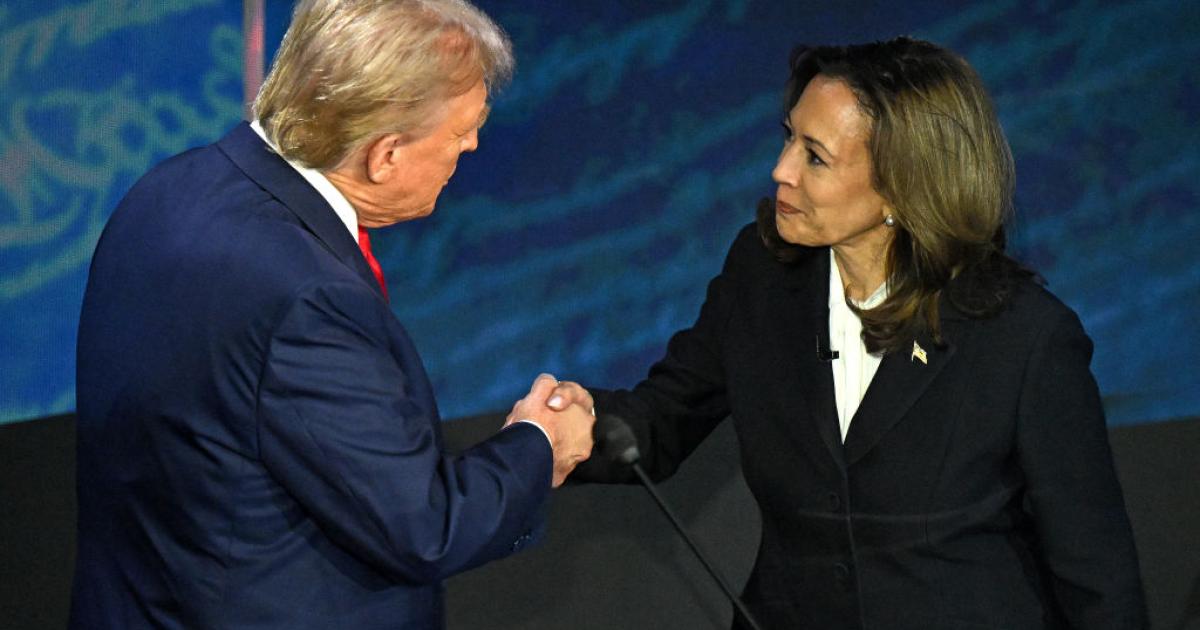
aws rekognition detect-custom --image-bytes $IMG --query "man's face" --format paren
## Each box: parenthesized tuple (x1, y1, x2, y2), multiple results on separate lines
(360, 79, 489, 225)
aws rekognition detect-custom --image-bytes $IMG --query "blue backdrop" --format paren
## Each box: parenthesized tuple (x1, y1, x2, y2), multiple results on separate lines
(2, 0, 1197, 426)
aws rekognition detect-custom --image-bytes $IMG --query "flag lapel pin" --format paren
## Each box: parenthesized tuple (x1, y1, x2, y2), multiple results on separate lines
(911, 340, 928, 365)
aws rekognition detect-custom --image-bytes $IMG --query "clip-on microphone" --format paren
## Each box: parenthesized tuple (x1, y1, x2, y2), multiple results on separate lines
(816, 334, 840, 362)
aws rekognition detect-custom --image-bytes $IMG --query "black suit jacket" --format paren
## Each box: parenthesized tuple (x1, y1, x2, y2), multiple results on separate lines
(71, 123, 552, 629)
(592, 223, 1146, 629)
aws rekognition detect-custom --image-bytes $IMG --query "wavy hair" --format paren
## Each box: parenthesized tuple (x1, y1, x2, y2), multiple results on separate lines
(253, 0, 513, 170)
(757, 36, 1033, 353)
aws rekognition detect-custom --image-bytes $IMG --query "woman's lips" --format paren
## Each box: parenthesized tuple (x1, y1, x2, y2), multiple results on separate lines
(776, 199, 802, 215)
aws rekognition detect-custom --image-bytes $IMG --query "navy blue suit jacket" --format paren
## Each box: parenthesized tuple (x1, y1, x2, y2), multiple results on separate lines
(71, 123, 553, 629)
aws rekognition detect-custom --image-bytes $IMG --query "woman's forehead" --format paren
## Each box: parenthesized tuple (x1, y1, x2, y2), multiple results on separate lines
(791, 76, 871, 147)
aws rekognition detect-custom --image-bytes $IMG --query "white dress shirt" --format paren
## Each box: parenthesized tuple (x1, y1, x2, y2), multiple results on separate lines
(828, 250, 888, 442)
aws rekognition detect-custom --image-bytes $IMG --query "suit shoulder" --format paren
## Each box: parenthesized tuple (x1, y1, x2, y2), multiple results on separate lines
(1008, 278, 1083, 326)
(117, 144, 214, 203)
(980, 276, 1090, 347)
(113, 140, 261, 224)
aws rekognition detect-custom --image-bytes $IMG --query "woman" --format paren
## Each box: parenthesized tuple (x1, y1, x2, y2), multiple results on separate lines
(554, 37, 1146, 629)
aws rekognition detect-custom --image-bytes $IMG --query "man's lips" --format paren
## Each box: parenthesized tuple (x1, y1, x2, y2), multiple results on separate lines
(776, 199, 802, 215)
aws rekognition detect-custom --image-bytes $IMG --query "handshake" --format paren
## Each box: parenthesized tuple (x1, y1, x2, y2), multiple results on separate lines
(503, 374, 596, 487)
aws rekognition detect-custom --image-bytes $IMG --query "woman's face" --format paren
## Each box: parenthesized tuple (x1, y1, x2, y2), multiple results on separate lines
(772, 75, 891, 254)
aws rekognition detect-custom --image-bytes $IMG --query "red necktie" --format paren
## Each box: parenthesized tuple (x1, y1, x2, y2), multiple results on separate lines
(357, 226, 389, 301)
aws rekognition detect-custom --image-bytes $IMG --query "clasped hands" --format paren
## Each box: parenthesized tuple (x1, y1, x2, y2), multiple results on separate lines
(504, 373, 597, 487)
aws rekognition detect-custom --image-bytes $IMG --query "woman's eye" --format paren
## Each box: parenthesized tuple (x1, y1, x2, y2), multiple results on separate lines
(806, 148, 826, 167)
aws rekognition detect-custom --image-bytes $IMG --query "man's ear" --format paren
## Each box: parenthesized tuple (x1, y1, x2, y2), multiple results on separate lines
(364, 133, 404, 184)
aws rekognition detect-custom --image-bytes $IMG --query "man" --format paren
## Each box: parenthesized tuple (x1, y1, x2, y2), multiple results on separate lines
(70, 1, 594, 628)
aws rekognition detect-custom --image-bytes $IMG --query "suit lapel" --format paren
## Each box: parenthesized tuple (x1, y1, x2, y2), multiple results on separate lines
(216, 122, 385, 301)
(842, 312, 964, 466)
(769, 249, 847, 470)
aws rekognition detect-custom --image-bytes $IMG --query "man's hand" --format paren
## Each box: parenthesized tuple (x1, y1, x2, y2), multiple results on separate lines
(506, 374, 594, 487)
(544, 379, 594, 415)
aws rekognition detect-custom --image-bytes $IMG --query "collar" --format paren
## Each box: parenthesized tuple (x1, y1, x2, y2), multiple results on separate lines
(217, 122, 385, 301)
(249, 120, 359, 243)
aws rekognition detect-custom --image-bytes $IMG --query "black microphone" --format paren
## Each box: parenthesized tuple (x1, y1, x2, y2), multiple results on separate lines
(816, 334, 839, 362)
(595, 413, 640, 468)
(596, 415, 766, 630)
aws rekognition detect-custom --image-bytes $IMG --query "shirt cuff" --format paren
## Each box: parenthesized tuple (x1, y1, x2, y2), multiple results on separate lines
(511, 419, 553, 448)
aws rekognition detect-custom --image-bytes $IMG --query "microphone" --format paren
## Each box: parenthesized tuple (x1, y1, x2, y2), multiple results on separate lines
(816, 334, 839, 362)
(596, 415, 766, 630)
(595, 413, 640, 468)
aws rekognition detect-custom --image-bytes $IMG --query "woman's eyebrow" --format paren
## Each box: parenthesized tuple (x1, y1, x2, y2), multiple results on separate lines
(803, 134, 835, 159)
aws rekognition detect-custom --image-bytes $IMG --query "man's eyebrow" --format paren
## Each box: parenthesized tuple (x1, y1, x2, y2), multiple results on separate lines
(476, 105, 491, 128)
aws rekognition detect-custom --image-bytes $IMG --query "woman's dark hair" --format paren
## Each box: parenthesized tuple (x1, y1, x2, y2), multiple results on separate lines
(757, 36, 1033, 354)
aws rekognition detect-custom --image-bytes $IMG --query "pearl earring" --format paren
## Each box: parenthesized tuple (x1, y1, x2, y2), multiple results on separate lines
(884, 214, 896, 227)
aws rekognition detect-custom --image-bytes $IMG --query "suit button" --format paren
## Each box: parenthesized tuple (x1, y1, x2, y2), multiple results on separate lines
(833, 563, 851, 591)
(828, 492, 841, 511)
(511, 532, 532, 552)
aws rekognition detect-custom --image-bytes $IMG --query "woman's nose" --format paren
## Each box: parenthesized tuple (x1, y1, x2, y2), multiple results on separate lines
(772, 148, 800, 187)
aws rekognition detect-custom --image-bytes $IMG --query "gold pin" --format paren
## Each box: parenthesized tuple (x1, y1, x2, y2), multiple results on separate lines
(911, 340, 928, 365)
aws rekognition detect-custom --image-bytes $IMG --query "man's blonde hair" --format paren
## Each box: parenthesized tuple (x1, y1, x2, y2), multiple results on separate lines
(254, 0, 513, 170)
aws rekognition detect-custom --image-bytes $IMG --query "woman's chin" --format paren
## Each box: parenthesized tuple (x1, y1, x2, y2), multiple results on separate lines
(775, 217, 819, 247)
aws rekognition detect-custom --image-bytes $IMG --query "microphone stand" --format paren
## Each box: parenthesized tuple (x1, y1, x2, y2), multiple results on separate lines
(630, 463, 766, 630)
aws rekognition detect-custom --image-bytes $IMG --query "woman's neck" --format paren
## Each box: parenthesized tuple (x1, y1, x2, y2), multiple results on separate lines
(832, 237, 889, 302)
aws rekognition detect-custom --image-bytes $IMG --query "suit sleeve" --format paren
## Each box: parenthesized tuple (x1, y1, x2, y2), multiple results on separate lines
(1015, 307, 1148, 628)
(583, 225, 757, 483)
(254, 280, 553, 585)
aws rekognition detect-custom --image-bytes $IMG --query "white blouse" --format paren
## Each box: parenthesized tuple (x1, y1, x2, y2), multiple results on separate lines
(828, 250, 888, 442)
